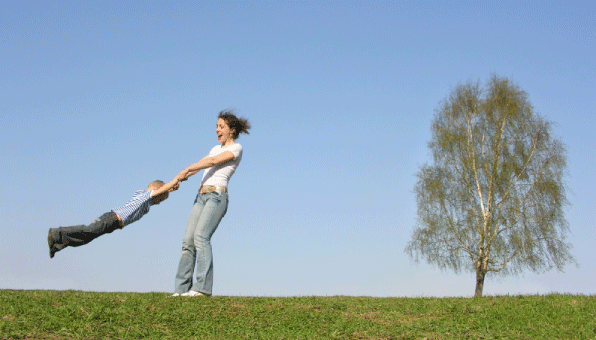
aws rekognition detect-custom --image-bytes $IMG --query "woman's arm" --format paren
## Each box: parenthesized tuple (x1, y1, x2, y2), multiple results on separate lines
(177, 151, 236, 181)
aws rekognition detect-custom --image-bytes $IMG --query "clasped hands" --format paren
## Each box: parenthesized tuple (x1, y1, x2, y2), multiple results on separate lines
(165, 170, 189, 193)
(176, 169, 192, 182)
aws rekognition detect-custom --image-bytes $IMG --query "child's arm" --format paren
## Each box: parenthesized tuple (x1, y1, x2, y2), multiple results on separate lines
(150, 177, 180, 197)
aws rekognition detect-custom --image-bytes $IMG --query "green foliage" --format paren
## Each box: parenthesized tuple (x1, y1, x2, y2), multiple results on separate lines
(1, 290, 595, 339)
(406, 74, 574, 296)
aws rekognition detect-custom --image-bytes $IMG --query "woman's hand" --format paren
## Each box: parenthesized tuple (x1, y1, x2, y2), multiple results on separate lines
(176, 170, 190, 182)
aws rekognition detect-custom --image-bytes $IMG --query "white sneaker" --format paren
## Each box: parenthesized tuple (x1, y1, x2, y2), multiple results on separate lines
(181, 290, 210, 297)
(171, 293, 180, 297)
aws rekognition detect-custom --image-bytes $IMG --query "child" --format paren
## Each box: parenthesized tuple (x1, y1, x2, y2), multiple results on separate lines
(48, 177, 180, 258)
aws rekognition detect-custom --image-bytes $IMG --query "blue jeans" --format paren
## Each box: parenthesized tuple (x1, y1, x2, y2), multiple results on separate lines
(174, 190, 228, 295)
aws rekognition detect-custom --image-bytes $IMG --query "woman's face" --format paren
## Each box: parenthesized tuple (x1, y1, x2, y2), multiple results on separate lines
(216, 118, 235, 145)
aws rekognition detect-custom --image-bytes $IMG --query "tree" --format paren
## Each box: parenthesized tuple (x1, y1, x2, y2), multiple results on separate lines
(405, 74, 575, 297)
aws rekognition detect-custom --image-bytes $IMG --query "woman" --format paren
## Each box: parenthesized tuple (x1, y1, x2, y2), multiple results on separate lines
(172, 110, 250, 297)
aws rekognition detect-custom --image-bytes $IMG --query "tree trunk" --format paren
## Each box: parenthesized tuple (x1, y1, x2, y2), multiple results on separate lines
(475, 270, 485, 297)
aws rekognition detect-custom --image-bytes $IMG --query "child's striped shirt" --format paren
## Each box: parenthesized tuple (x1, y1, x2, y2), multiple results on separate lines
(112, 190, 153, 227)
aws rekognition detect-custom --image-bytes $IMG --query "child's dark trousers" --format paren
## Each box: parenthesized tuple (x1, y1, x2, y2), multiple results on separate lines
(55, 211, 122, 248)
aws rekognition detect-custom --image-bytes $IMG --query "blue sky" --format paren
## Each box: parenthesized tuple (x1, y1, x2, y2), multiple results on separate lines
(1, 1, 594, 297)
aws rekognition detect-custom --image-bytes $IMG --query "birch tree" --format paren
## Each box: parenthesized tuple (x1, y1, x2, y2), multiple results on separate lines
(405, 75, 575, 297)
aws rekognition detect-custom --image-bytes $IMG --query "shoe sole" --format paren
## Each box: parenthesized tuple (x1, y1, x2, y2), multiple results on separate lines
(48, 229, 56, 258)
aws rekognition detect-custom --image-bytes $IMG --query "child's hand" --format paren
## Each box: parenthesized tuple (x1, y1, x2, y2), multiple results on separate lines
(168, 177, 180, 192)
(176, 170, 190, 182)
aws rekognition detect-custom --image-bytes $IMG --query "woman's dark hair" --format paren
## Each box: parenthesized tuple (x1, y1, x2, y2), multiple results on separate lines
(218, 109, 251, 139)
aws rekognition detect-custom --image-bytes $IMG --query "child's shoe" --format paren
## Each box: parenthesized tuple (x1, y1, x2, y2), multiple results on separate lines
(48, 228, 66, 258)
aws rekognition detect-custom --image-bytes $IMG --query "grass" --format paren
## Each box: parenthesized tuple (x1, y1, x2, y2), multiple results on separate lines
(1, 290, 595, 339)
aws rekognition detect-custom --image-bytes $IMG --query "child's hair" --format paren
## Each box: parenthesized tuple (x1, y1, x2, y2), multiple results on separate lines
(218, 109, 251, 139)
(148, 180, 169, 202)
(147, 180, 165, 189)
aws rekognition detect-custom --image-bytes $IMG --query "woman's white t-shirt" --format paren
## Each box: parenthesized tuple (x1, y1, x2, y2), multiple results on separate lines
(200, 143, 243, 188)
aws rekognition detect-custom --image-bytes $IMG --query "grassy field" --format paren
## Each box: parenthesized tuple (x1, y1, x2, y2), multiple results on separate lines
(1, 290, 595, 339)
